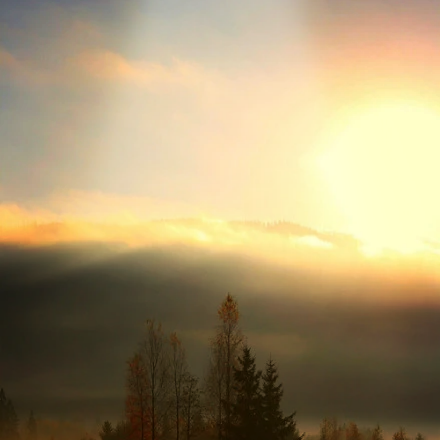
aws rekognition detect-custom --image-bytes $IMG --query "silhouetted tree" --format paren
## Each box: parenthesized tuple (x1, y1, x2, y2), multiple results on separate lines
(392, 428, 408, 440)
(114, 421, 131, 440)
(26, 411, 37, 440)
(170, 332, 187, 440)
(126, 353, 150, 440)
(371, 425, 383, 440)
(140, 320, 171, 440)
(0, 389, 19, 440)
(230, 346, 262, 440)
(261, 361, 303, 440)
(415, 434, 425, 440)
(206, 294, 243, 440)
(320, 418, 339, 440)
(181, 374, 203, 440)
(99, 421, 114, 440)
(346, 423, 361, 440)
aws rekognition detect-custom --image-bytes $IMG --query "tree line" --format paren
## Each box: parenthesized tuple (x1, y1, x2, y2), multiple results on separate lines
(0, 294, 428, 440)
(318, 418, 425, 440)
(0, 388, 36, 440)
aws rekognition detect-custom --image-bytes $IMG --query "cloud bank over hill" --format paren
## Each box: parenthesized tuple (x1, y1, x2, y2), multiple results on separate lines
(1, 220, 440, 435)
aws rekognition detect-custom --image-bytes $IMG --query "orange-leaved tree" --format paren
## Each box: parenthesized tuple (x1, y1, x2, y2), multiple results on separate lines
(206, 293, 243, 440)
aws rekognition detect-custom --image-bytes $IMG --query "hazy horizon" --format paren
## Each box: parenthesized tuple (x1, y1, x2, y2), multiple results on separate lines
(2, 0, 440, 439)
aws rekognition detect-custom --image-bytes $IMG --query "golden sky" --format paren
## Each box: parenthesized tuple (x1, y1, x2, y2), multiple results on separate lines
(2, 0, 440, 255)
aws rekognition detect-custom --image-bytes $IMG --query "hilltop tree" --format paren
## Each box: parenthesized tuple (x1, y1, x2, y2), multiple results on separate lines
(415, 434, 425, 440)
(126, 353, 150, 440)
(206, 294, 243, 440)
(230, 345, 262, 440)
(261, 359, 303, 440)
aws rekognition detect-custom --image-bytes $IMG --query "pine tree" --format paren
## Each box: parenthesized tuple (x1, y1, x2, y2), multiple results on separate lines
(0, 389, 6, 440)
(392, 428, 408, 440)
(99, 421, 114, 440)
(230, 346, 262, 440)
(261, 359, 304, 440)
(26, 411, 37, 440)
(0, 389, 19, 440)
(6, 399, 19, 440)
(371, 425, 383, 440)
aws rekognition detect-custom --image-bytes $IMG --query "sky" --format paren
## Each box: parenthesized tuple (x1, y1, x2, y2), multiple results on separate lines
(2, 0, 440, 245)
(2, 0, 440, 437)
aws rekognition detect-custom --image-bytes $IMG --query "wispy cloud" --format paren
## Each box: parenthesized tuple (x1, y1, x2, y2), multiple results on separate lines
(1, 8, 226, 95)
(66, 50, 226, 92)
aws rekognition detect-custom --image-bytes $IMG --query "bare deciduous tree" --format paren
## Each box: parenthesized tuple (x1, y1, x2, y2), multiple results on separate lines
(140, 319, 171, 440)
(170, 331, 187, 440)
(126, 353, 150, 440)
(182, 373, 203, 440)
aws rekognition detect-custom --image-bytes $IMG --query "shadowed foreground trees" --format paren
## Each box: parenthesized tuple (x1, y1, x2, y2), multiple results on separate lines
(230, 346, 261, 440)
(206, 294, 243, 440)
(0, 388, 19, 440)
(25, 411, 37, 440)
(317, 420, 424, 440)
(122, 294, 301, 440)
(126, 353, 150, 440)
(261, 357, 304, 440)
(2, 293, 429, 440)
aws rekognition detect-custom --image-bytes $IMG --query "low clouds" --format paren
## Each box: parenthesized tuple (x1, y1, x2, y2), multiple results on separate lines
(0, 193, 440, 295)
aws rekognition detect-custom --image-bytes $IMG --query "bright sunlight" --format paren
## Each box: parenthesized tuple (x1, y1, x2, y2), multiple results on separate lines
(317, 101, 440, 254)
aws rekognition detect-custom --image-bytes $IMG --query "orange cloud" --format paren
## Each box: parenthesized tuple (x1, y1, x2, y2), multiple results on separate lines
(67, 50, 226, 93)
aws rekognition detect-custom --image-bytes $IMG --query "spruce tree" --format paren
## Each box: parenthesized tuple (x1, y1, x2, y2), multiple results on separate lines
(371, 425, 384, 440)
(0, 389, 19, 440)
(99, 421, 114, 440)
(230, 345, 262, 440)
(26, 411, 37, 440)
(0, 389, 6, 439)
(261, 359, 304, 440)
(6, 399, 19, 440)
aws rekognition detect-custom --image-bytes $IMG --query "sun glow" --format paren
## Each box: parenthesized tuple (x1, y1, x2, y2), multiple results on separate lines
(317, 101, 440, 254)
